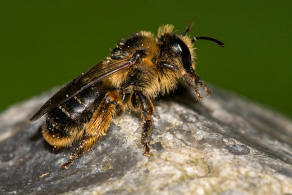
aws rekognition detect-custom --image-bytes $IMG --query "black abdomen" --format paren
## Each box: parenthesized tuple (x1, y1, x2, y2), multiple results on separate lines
(45, 84, 105, 137)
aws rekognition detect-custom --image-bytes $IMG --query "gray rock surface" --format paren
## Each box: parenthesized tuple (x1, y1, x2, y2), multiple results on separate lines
(0, 86, 292, 194)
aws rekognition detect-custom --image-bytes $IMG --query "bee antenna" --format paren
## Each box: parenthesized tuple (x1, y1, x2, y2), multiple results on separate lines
(192, 36, 224, 47)
(182, 22, 194, 36)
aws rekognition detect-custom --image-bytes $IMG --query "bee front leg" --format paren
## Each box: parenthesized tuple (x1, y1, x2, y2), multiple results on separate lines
(137, 92, 154, 156)
(61, 91, 121, 169)
(194, 73, 211, 96)
(183, 73, 210, 100)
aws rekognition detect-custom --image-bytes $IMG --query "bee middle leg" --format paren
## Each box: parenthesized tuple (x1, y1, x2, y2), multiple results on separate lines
(61, 91, 121, 169)
(137, 92, 154, 156)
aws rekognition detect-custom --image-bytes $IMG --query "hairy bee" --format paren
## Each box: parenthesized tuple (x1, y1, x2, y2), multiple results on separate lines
(30, 23, 223, 169)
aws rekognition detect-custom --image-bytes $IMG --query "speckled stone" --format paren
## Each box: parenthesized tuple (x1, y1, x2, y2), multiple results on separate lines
(0, 86, 292, 195)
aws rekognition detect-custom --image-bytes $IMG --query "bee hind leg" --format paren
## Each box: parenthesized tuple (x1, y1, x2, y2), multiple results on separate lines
(61, 91, 121, 169)
(137, 92, 154, 156)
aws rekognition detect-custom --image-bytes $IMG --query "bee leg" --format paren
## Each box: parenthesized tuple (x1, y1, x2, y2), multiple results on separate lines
(183, 73, 210, 100)
(61, 135, 100, 169)
(137, 92, 154, 156)
(194, 74, 211, 96)
(61, 91, 120, 170)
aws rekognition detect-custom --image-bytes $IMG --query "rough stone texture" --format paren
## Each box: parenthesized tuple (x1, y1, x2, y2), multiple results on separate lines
(0, 86, 292, 195)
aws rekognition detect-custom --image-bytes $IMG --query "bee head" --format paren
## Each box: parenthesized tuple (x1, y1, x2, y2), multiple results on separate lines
(158, 24, 224, 75)
(158, 34, 194, 74)
(157, 24, 224, 100)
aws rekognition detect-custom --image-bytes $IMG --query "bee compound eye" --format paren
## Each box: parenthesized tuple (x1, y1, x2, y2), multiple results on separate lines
(171, 43, 183, 55)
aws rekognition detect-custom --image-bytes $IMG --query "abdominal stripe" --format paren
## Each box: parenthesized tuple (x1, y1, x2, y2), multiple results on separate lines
(58, 105, 71, 118)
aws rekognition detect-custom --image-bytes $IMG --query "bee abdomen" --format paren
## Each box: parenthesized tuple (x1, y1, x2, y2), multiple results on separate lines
(58, 85, 103, 119)
(45, 85, 105, 138)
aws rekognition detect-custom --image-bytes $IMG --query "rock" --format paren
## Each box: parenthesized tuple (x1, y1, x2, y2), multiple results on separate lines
(0, 86, 292, 194)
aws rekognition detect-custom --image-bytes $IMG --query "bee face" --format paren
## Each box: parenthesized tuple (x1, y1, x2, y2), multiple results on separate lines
(158, 34, 193, 74)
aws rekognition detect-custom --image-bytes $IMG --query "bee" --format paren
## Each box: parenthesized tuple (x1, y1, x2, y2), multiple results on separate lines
(30, 23, 224, 169)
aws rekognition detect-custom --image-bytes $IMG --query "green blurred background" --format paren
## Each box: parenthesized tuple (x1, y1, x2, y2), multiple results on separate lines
(0, 0, 291, 118)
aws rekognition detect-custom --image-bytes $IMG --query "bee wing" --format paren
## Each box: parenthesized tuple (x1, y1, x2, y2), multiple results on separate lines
(30, 57, 134, 121)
